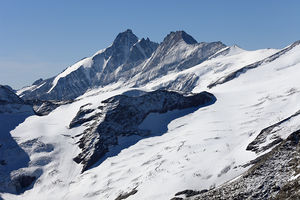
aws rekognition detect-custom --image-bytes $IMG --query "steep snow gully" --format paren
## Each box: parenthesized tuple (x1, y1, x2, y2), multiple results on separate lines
(1, 30, 300, 200)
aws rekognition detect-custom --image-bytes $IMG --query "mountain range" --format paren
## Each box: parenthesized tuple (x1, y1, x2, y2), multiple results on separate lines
(1, 29, 300, 200)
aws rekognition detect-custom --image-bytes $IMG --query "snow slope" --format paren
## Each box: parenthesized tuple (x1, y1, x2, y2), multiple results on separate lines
(48, 57, 94, 93)
(1, 42, 300, 200)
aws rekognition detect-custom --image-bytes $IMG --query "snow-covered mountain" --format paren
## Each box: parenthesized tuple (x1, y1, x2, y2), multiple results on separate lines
(1, 30, 300, 200)
(17, 30, 225, 101)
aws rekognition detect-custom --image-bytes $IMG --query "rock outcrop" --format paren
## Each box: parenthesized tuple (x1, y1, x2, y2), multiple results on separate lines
(70, 90, 216, 172)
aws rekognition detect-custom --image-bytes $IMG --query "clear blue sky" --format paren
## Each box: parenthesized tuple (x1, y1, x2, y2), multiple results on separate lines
(1, 0, 299, 89)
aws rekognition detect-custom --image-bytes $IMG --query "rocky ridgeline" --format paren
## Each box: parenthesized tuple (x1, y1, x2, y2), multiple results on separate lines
(18, 30, 225, 101)
(69, 90, 216, 172)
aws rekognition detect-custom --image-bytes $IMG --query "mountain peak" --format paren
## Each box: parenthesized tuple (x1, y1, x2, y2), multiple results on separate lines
(163, 30, 198, 45)
(0, 85, 24, 104)
(112, 29, 138, 47)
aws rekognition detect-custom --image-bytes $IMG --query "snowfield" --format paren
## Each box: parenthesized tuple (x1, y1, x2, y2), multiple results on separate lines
(1, 41, 300, 200)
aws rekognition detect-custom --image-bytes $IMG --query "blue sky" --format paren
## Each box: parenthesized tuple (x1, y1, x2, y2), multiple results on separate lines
(1, 0, 299, 89)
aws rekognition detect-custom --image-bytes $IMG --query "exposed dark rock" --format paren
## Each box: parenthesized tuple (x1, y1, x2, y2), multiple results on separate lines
(274, 179, 300, 200)
(71, 90, 216, 172)
(8, 168, 43, 194)
(175, 189, 208, 198)
(32, 78, 43, 85)
(246, 110, 300, 153)
(171, 197, 184, 200)
(0, 85, 24, 105)
(25, 99, 73, 116)
(115, 188, 138, 200)
(12, 175, 36, 194)
(162, 31, 198, 46)
(128, 38, 159, 63)
(2, 85, 15, 93)
(69, 104, 99, 128)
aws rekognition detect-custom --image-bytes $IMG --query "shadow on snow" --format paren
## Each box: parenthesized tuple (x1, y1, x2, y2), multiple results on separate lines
(89, 104, 212, 171)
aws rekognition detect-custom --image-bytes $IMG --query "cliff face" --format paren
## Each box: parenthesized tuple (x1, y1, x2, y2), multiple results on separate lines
(17, 30, 225, 101)
(70, 90, 216, 172)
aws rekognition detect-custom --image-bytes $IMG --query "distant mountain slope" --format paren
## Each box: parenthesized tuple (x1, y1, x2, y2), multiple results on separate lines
(18, 30, 225, 101)
(208, 40, 300, 88)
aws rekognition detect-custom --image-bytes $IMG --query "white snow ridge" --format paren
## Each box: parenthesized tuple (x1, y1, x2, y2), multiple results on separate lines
(1, 30, 300, 200)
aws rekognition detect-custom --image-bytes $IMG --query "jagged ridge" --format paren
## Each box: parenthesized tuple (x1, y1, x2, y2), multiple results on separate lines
(18, 30, 225, 101)
(70, 90, 216, 172)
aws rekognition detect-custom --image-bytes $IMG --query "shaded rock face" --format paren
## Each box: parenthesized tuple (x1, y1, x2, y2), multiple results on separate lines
(0, 85, 34, 194)
(176, 129, 300, 200)
(94, 30, 159, 86)
(115, 188, 138, 200)
(175, 189, 208, 198)
(133, 31, 226, 86)
(18, 30, 225, 101)
(0, 85, 33, 115)
(25, 99, 73, 116)
(9, 168, 43, 194)
(128, 38, 159, 63)
(162, 31, 198, 47)
(99, 29, 139, 73)
(32, 78, 43, 86)
(0, 85, 24, 106)
(70, 90, 216, 172)
(18, 30, 159, 101)
(1, 83, 67, 116)
(12, 175, 36, 194)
